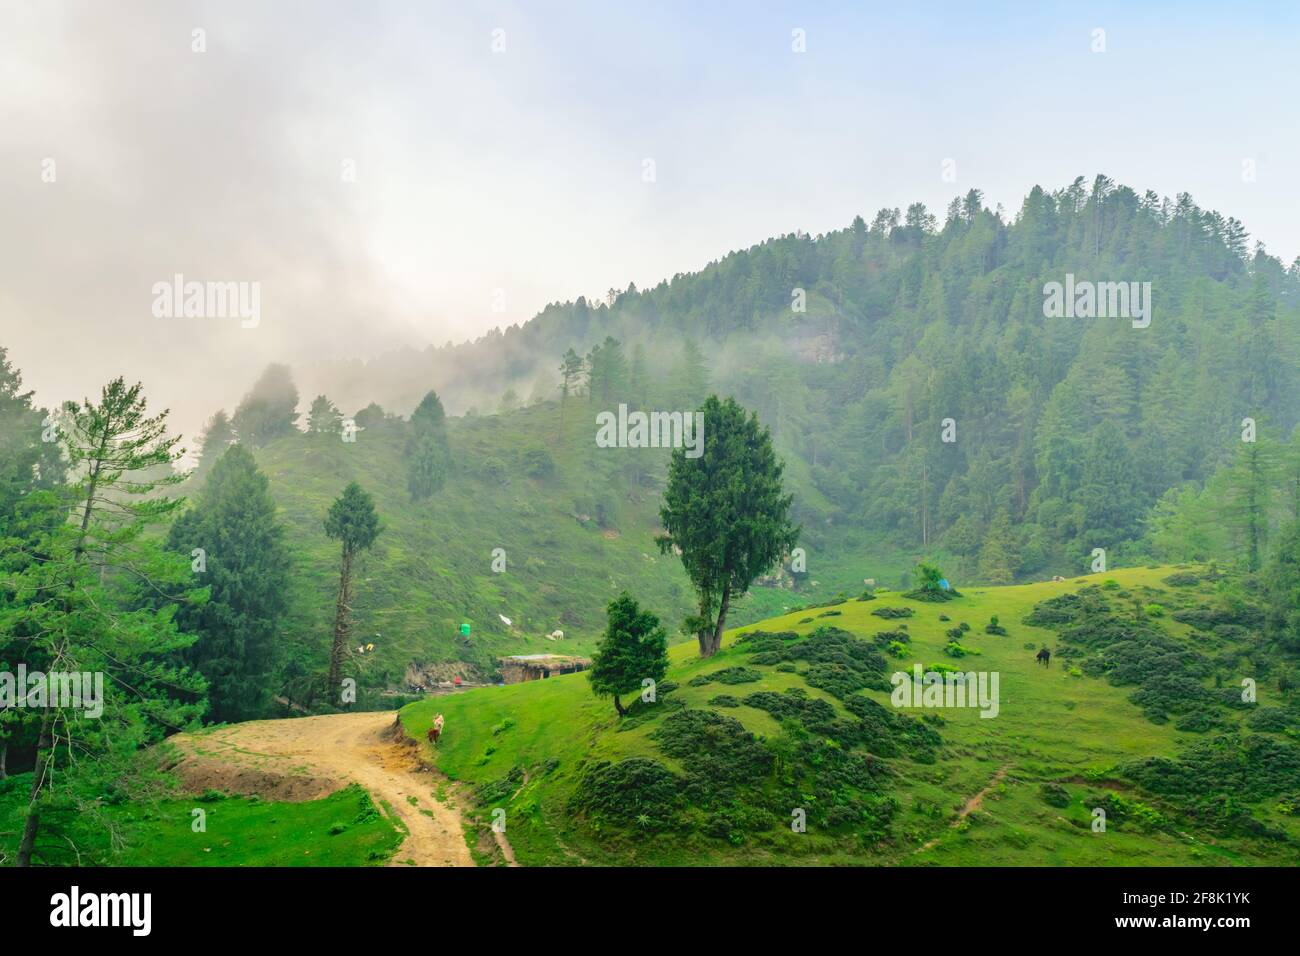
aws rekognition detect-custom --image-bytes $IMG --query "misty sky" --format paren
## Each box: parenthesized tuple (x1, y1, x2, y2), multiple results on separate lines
(3, 0, 1298, 442)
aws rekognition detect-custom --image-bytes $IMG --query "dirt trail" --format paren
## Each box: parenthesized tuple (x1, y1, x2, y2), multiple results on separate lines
(169, 712, 473, 867)
(915, 766, 1009, 855)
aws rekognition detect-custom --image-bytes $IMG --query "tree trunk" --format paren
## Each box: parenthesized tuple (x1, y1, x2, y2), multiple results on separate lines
(17, 712, 53, 867)
(702, 582, 733, 658)
(327, 547, 355, 697)
(613, 693, 626, 717)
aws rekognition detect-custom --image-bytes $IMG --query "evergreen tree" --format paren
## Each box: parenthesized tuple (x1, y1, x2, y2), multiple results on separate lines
(306, 395, 343, 437)
(587, 592, 669, 716)
(324, 482, 381, 695)
(405, 390, 451, 501)
(557, 348, 584, 433)
(167, 444, 291, 723)
(231, 363, 299, 448)
(658, 396, 799, 656)
(194, 410, 235, 479)
(1221, 437, 1280, 572)
(671, 339, 710, 408)
(977, 511, 1019, 585)
(1076, 421, 1144, 551)
(1264, 517, 1300, 653)
(3, 378, 205, 866)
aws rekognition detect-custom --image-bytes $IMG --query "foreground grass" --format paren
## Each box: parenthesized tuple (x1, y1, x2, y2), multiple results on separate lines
(402, 565, 1299, 866)
(0, 777, 402, 867)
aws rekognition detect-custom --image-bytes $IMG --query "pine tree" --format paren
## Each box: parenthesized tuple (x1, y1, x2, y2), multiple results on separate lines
(671, 339, 710, 408)
(306, 395, 343, 437)
(167, 444, 291, 723)
(587, 592, 668, 716)
(1076, 421, 1144, 551)
(658, 396, 799, 656)
(557, 348, 584, 434)
(231, 364, 299, 448)
(978, 511, 1019, 585)
(194, 410, 235, 479)
(4, 378, 205, 866)
(405, 390, 451, 501)
(324, 482, 381, 695)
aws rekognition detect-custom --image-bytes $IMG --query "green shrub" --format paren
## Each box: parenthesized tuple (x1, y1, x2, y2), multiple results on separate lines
(871, 606, 914, 620)
(569, 758, 680, 830)
(1040, 783, 1070, 808)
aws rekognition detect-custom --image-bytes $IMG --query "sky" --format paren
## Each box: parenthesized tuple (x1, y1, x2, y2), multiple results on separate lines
(3, 0, 1298, 441)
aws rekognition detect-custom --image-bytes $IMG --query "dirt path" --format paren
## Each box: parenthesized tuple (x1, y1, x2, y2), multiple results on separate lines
(915, 766, 1009, 855)
(169, 712, 474, 867)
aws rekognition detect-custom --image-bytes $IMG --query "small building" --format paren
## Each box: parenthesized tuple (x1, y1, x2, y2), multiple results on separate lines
(498, 654, 591, 684)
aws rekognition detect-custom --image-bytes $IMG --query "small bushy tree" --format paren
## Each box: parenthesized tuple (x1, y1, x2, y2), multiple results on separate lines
(588, 592, 668, 716)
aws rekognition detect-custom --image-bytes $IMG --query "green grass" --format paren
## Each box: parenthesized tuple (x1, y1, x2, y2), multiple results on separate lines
(400, 565, 1300, 866)
(235, 402, 926, 697)
(0, 778, 402, 867)
(248, 403, 698, 689)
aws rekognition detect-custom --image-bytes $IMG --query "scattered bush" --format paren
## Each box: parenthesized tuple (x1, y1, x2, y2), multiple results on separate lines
(688, 666, 763, 687)
(871, 606, 914, 620)
(569, 758, 680, 830)
(1040, 783, 1070, 808)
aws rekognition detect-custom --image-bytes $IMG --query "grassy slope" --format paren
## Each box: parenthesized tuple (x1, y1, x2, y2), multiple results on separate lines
(401, 566, 1299, 866)
(250, 400, 695, 686)
(248, 398, 887, 693)
(0, 778, 402, 867)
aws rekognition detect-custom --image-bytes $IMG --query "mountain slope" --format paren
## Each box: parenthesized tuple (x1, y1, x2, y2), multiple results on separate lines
(400, 566, 1300, 866)
(252, 399, 697, 689)
(298, 177, 1300, 584)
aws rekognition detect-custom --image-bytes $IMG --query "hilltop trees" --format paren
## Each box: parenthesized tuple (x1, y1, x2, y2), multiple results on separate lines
(232, 364, 300, 448)
(324, 482, 381, 696)
(194, 410, 235, 479)
(588, 592, 669, 716)
(167, 444, 291, 723)
(4, 378, 205, 866)
(557, 348, 584, 433)
(658, 396, 799, 656)
(405, 390, 451, 501)
(306, 395, 343, 438)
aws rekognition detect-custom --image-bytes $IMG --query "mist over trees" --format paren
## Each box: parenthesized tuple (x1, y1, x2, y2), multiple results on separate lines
(231, 363, 299, 448)
(292, 177, 1300, 580)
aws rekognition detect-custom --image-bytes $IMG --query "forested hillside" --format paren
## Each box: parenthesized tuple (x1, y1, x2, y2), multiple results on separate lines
(300, 176, 1300, 584)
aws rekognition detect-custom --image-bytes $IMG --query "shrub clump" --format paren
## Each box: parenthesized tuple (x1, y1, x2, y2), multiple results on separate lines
(871, 606, 914, 620)
(688, 666, 764, 687)
(568, 758, 681, 830)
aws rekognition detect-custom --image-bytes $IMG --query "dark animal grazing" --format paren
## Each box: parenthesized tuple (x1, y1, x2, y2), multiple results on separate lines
(427, 726, 441, 744)
(1035, 648, 1051, 667)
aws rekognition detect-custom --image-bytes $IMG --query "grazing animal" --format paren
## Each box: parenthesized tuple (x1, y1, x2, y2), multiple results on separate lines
(427, 725, 440, 744)
(1036, 647, 1051, 667)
